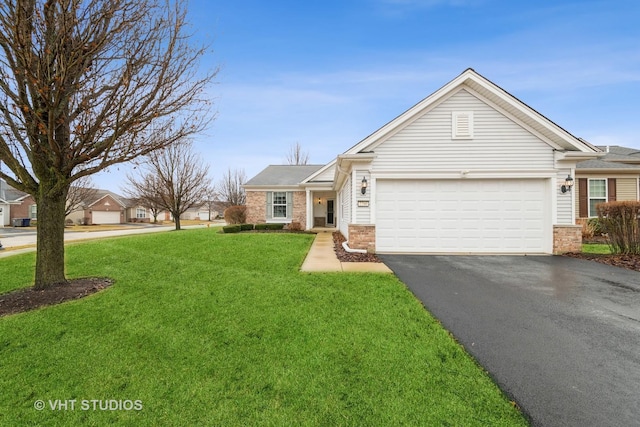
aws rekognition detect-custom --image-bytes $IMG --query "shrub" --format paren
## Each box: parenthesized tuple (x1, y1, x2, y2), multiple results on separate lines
(581, 218, 603, 239)
(240, 223, 254, 231)
(267, 223, 284, 230)
(222, 225, 241, 234)
(596, 201, 640, 254)
(224, 205, 246, 224)
(254, 223, 268, 230)
(288, 221, 302, 231)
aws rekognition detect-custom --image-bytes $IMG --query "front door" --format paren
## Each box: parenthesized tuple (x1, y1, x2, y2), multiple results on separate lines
(327, 199, 335, 226)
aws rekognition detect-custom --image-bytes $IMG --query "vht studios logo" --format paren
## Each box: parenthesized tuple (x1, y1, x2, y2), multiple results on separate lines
(34, 399, 143, 411)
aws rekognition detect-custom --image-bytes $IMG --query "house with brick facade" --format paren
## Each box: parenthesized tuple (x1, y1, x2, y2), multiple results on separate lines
(244, 69, 603, 254)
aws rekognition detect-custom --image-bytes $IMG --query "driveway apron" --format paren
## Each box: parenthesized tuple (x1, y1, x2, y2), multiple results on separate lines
(380, 254, 640, 427)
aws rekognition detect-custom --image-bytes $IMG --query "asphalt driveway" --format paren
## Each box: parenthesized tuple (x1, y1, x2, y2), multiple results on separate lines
(380, 255, 640, 427)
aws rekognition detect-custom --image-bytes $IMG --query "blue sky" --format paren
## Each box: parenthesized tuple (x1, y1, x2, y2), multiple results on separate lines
(94, 0, 640, 191)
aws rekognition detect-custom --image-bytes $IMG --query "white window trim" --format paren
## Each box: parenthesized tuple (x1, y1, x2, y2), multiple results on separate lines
(136, 208, 146, 219)
(588, 178, 607, 218)
(272, 191, 287, 219)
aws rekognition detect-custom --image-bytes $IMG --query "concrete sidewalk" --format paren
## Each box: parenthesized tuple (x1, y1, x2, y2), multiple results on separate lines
(300, 232, 392, 273)
(0, 225, 178, 258)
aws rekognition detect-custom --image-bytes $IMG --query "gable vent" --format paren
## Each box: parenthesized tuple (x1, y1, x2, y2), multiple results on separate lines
(452, 111, 474, 139)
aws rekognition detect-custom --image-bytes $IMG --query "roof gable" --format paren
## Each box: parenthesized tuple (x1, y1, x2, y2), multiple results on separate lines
(344, 68, 600, 156)
(87, 191, 127, 208)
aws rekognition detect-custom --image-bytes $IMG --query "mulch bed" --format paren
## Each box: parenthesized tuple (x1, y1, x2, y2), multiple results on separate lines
(562, 252, 640, 272)
(332, 231, 382, 263)
(0, 278, 113, 317)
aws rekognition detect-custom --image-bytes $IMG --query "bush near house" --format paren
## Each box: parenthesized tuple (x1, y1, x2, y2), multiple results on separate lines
(581, 217, 604, 239)
(222, 225, 241, 233)
(240, 223, 254, 231)
(596, 201, 640, 254)
(224, 205, 246, 224)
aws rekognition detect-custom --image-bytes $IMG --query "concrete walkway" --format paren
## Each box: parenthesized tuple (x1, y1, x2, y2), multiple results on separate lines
(300, 232, 392, 273)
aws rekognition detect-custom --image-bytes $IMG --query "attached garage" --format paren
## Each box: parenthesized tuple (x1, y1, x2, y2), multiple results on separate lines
(91, 210, 121, 224)
(376, 179, 551, 254)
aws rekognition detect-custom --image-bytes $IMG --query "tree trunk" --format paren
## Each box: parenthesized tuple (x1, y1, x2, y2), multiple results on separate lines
(174, 214, 181, 231)
(34, 187, 68, 289)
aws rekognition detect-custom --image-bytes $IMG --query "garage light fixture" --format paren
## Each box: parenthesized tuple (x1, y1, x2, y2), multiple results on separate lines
(361, 176, 368, 195)
(561, 175, 574, 193)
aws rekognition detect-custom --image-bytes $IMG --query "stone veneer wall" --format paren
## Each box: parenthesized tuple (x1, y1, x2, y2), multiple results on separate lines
(553, 225, 582, 254)
(348, 224, 376, 253)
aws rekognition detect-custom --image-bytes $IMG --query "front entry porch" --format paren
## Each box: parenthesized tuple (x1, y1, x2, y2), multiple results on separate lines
(306, 190, 337, 230)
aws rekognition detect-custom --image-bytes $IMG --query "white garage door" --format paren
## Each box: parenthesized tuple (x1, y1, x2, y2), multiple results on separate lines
(376, 179, 550, 253)
(92, 211, 121, 224)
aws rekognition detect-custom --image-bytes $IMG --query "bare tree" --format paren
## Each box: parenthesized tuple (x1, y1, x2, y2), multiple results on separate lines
(123, 172, 164, 223)
(202, 185, 220, 220)
(286, 142, 309, 165)
(217, 168, 246, 207)
(131, 141, 210, 231)
(0, 0, 216, 288)
(65, 176, 98, 217)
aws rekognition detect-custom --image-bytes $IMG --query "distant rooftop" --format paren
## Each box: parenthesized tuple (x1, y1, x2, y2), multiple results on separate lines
(577, 145, 640, 169)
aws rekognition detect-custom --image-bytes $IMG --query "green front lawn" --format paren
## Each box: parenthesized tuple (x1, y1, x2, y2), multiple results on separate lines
(582, 243, 611, 254)
(0, 230, 527, 426)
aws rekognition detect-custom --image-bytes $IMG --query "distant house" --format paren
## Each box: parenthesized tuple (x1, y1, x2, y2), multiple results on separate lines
(66, 190, 127, 225)
(0, 180, 36, 227)
(575, 145, 640, 221)
(165, 201, 226, 222)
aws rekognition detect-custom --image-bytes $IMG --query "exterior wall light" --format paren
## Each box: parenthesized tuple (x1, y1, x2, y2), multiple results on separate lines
(318, 197, 321, 205)
(561, 175, 574, 193)
(361, 176, 368, 195)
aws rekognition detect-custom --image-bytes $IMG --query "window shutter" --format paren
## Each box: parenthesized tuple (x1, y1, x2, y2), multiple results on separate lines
(266, 192, 273, 220)
(608, 179, 617, 202)
(578, 178, 588, 218)
(286, 191, 293, 220)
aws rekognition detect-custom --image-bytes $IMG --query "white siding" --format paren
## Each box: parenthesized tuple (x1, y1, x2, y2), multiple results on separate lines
(556, 170, 573, 224)
(355, 170, 371, 224)
(371, 89, 555, 172)
(310, 164, 336, 182)
(339, 175, 351, 237)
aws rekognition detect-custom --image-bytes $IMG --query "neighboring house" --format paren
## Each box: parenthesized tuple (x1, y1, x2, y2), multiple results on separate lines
(244, 68, 603, 254)
(164, 201, 225, 222)
(0, 180, 36, 227)
(66, 190, 127, 225)
(575, 145, 640, 221)
(122, 200, 155, 223)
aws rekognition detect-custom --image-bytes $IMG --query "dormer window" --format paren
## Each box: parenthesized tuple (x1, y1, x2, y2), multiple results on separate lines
(452, 111, 474, 139)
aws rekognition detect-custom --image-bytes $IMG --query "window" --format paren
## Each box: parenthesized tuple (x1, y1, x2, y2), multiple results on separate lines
(29, 204, 37, 219)
(272, 192, 287, 218)
(266, 191, 292, 221)
(588, 179, 606, 217)
(136, 208, 146, 219)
